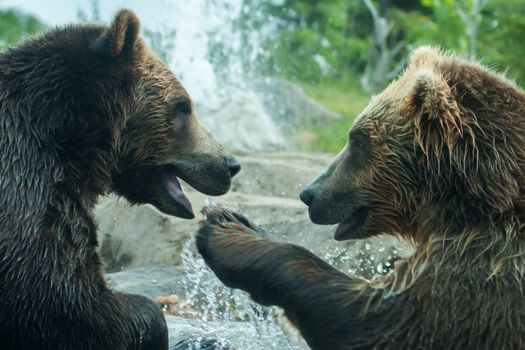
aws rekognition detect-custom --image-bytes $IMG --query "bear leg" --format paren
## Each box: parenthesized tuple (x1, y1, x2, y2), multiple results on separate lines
(118, 293, 169, 350)
(196, 207, 403, 350)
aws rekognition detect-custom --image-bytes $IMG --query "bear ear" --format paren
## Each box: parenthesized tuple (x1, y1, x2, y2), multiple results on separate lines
(95, 9, 141, 57)
(404, 68, 474, 162)
(411, 68, 453, 120)
(408, 46, 442, 68)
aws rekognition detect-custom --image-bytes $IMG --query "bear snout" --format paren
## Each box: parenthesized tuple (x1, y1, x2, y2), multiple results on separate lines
(224, 155, 241, 177)
(299, 186, 316, 206)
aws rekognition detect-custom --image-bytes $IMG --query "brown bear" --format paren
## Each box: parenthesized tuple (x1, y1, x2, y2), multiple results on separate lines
(196, 47, 525, 349)
(0, 9, 239, 350)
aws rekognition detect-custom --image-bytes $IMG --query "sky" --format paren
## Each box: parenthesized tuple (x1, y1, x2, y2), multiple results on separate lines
(1, 0, 165, 27)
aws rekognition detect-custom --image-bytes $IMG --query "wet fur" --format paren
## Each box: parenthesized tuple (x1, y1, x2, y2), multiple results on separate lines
(197, 48, 525, 349)
(0, 6, 239, 349)
(0, 10, 171, 350)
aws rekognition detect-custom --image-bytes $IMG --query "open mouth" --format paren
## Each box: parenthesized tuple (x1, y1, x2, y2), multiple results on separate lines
(162, 162, 232, 219)
(163, 165, 195, 219)
(334, 206, 369, 241)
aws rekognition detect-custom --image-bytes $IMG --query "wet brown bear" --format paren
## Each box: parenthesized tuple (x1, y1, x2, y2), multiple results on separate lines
(0, 9, 239, 350)
(197, 47, 525, 349)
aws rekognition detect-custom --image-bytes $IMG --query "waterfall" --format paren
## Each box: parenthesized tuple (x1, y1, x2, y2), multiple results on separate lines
(153, 0, 288, 151)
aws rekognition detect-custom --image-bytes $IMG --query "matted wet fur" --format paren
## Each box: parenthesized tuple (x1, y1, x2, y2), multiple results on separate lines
(197, 47, 525, 349)
(0, 9, 238, 350)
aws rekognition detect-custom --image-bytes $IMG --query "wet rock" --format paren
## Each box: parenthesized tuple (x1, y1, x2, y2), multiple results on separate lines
(106, 265, 188, 299)
(193, 78, 343, 152)
(229, 151, 333, 197)
(165, 315, 306, 350)
(196, 92, 287, 151)
(96, 199, 195, 271)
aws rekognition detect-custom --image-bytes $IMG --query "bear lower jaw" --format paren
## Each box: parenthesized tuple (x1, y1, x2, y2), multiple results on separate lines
(334, 206, 369, 241)
(162, 166, 195, 219)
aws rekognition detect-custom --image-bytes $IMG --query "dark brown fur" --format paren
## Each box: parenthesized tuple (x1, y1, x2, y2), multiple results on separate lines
(0, 9, 238, 350)
(197, 47, 525, 349)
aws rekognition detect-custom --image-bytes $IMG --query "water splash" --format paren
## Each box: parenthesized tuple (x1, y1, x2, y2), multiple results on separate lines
(177, 239, 307, 349)
(150, 0, 287, 151)
(204, 196, 217, 208)
(168, 224, 407, 348)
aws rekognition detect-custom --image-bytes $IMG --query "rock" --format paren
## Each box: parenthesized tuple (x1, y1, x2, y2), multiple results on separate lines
(97, 190, 331, 272)
(253, 77, 342, 131)
(229, 151, 333, 197)
(96, 151, 411, 277)
(96, 152, 333, 272)
(96, 199, 195, 271)
(106, 265, 188, 299)
(165, 315, 306, 350)
(193, 78, 343, 152)
(196, 92, 287, 151)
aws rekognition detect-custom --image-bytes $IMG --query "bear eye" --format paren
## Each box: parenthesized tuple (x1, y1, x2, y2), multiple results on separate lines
(172, 99, 192, 116)
(349, 136, 364, 150)
(350, 139, 362, 149)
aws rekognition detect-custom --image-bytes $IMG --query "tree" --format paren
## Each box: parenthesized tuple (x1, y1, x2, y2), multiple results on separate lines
(237, 0, 371, 82)
(478, 0, 525, 84)
(455, 0, 490, 57)
(361, 0, 406, 93)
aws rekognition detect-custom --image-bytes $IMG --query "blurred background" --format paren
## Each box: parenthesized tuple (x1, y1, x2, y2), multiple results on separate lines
(2, 1, 524, 348)
(2, 0, 524, 153)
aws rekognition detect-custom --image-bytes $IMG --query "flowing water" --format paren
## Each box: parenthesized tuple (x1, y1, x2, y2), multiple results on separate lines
(170, 198, 305, 348)
(151, 0, 287, 151)
(173, 239, 307, 349)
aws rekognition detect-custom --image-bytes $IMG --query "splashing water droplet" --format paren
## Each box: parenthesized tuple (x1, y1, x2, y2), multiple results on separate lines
(205, 196, 217, 207)
(176, 239, 305, 349)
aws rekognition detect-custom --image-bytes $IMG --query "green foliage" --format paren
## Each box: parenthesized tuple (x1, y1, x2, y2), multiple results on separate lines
(239, 0, 371, 83)
(392, 0, 525, 84)
(2, 0, 525, 153)
(392, 3, 465, 50)
(0, 8, 45, 49)
(301, 76, 370, 153)
(478, 0, 525, 84)
(246, 0, 525, 152)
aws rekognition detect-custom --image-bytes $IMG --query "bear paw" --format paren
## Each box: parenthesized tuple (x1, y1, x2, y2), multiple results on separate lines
(196, 206, 270, 289)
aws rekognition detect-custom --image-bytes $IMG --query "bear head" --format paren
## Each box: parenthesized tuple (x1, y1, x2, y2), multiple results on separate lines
(300, 46, 525, 242)
(31, 10, 241, 219)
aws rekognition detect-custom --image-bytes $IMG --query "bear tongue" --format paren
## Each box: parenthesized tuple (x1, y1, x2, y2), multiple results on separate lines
(334, 221, 352, 241)
(164, 168, 194, 217)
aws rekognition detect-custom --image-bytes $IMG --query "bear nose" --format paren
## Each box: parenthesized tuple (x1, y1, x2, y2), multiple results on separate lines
(224, 155, 241, 177)
(299, 186, 316, 206)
